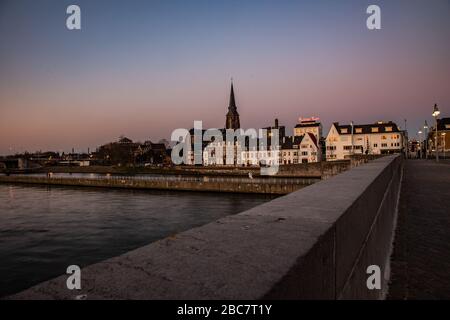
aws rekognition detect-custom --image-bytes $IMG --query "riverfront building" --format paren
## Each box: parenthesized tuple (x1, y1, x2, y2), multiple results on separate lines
(186, 83, 322, 166)
(428, 117, 450, 154)
(325, 121, 405, 161)
(294, 117, 322, 141)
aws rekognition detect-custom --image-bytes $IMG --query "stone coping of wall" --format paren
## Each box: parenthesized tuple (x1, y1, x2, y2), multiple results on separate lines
(8, 155, 401, 300)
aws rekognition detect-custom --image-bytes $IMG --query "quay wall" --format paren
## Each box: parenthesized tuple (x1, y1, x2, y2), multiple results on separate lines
(0, 175, 317, 195)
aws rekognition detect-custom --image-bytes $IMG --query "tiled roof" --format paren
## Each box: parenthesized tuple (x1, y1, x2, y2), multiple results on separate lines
(281, 136, 303, 150)
(333, 122, 401, 135)
(295, 122, 320, 128)
(306, 132, 318, 148)
(437, 117, 450, 131)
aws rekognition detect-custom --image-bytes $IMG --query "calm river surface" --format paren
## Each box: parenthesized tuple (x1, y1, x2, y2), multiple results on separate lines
(0, 183, 275, 297)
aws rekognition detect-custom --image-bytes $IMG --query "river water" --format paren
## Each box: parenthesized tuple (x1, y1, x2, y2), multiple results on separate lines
(0, 183, 275, 297)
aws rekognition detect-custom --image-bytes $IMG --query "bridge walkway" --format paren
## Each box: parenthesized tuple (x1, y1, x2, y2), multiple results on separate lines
(388, 160, 450, 299)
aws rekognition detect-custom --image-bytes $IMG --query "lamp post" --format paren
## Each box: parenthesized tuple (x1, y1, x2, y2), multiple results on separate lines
(424, 120, 429, 159)
(350, 121, 354, 156)
(404, 118, 408, 159)
(418, 130, 423, 159)
(432, 104, 440, 162)
(442, 133, 447, 160)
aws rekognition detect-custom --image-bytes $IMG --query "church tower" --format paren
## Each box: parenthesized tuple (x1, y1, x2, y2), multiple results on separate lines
(225, 81, 240, 129)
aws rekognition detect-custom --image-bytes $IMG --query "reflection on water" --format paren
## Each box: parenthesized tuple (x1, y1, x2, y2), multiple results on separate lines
(0, 183, 275, 297)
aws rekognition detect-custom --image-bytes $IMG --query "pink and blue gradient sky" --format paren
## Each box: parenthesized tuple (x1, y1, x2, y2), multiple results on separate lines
(0, 0, 449, 155)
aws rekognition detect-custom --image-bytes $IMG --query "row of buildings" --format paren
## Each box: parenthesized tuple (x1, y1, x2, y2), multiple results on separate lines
(1, 137, 170, 168)
(95, 137, 169, 166)
(185, 82, 409, 166)
(425, 117, 450, 155)
(6, 83, 446, 168)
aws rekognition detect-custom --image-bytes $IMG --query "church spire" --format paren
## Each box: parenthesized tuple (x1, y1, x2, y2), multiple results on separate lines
(225, 80, 240, 129)
(229, 81, 236, 111)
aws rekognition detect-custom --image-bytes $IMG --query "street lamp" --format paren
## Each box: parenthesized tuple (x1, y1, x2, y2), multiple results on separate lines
(424, 120, 429, 159)
(442, 133, 447, 160)
(350, 121, 354, 156)
(418, 130, 423, 159)
(432, 104, 440, 162)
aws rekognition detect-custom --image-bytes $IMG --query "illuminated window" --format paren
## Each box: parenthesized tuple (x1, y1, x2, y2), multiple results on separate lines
(385, 127, 393, 132)
(355, 128, 362, 133)
(372, 127, 379, 133)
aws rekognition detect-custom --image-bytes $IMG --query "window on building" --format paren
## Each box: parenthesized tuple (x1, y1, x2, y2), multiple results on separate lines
(372, 127, 379, 133)
(355, 128, 362, 133)
(385, 127, 393, 132)
(374, 143, 378, 147)
(341, 128, 348, 134)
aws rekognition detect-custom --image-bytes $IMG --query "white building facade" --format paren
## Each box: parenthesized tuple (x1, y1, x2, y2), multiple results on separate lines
(325, 121, 405, 161)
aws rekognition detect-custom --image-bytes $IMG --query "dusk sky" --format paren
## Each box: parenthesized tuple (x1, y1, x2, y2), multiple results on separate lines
(0, 0, 449, 155)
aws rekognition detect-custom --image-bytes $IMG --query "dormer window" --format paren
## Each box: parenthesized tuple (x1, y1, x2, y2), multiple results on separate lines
(355, 128, 362, 134)
(385, 126, 393, 132)
(341, 128, 348, 134)
(371, 127, 379, 133)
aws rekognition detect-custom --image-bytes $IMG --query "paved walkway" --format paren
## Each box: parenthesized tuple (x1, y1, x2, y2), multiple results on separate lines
(388, 160, 450, 299)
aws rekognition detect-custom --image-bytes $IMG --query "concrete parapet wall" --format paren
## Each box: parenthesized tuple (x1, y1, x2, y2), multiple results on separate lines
(8, 155, 403, 300)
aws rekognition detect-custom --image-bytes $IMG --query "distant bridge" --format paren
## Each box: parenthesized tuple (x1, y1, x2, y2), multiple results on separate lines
(0, 158, 24, 169)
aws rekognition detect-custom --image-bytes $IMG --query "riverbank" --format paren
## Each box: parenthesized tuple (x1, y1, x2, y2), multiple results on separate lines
(0, 159, 358, 178)
(0, 175, 317, 195)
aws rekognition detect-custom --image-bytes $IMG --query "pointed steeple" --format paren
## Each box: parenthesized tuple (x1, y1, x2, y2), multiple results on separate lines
(225, 79, 240, 129)
(229, 81, 236, 111)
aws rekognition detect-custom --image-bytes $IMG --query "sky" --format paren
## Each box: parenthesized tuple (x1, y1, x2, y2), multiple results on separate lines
(0, 0, 449, 155)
